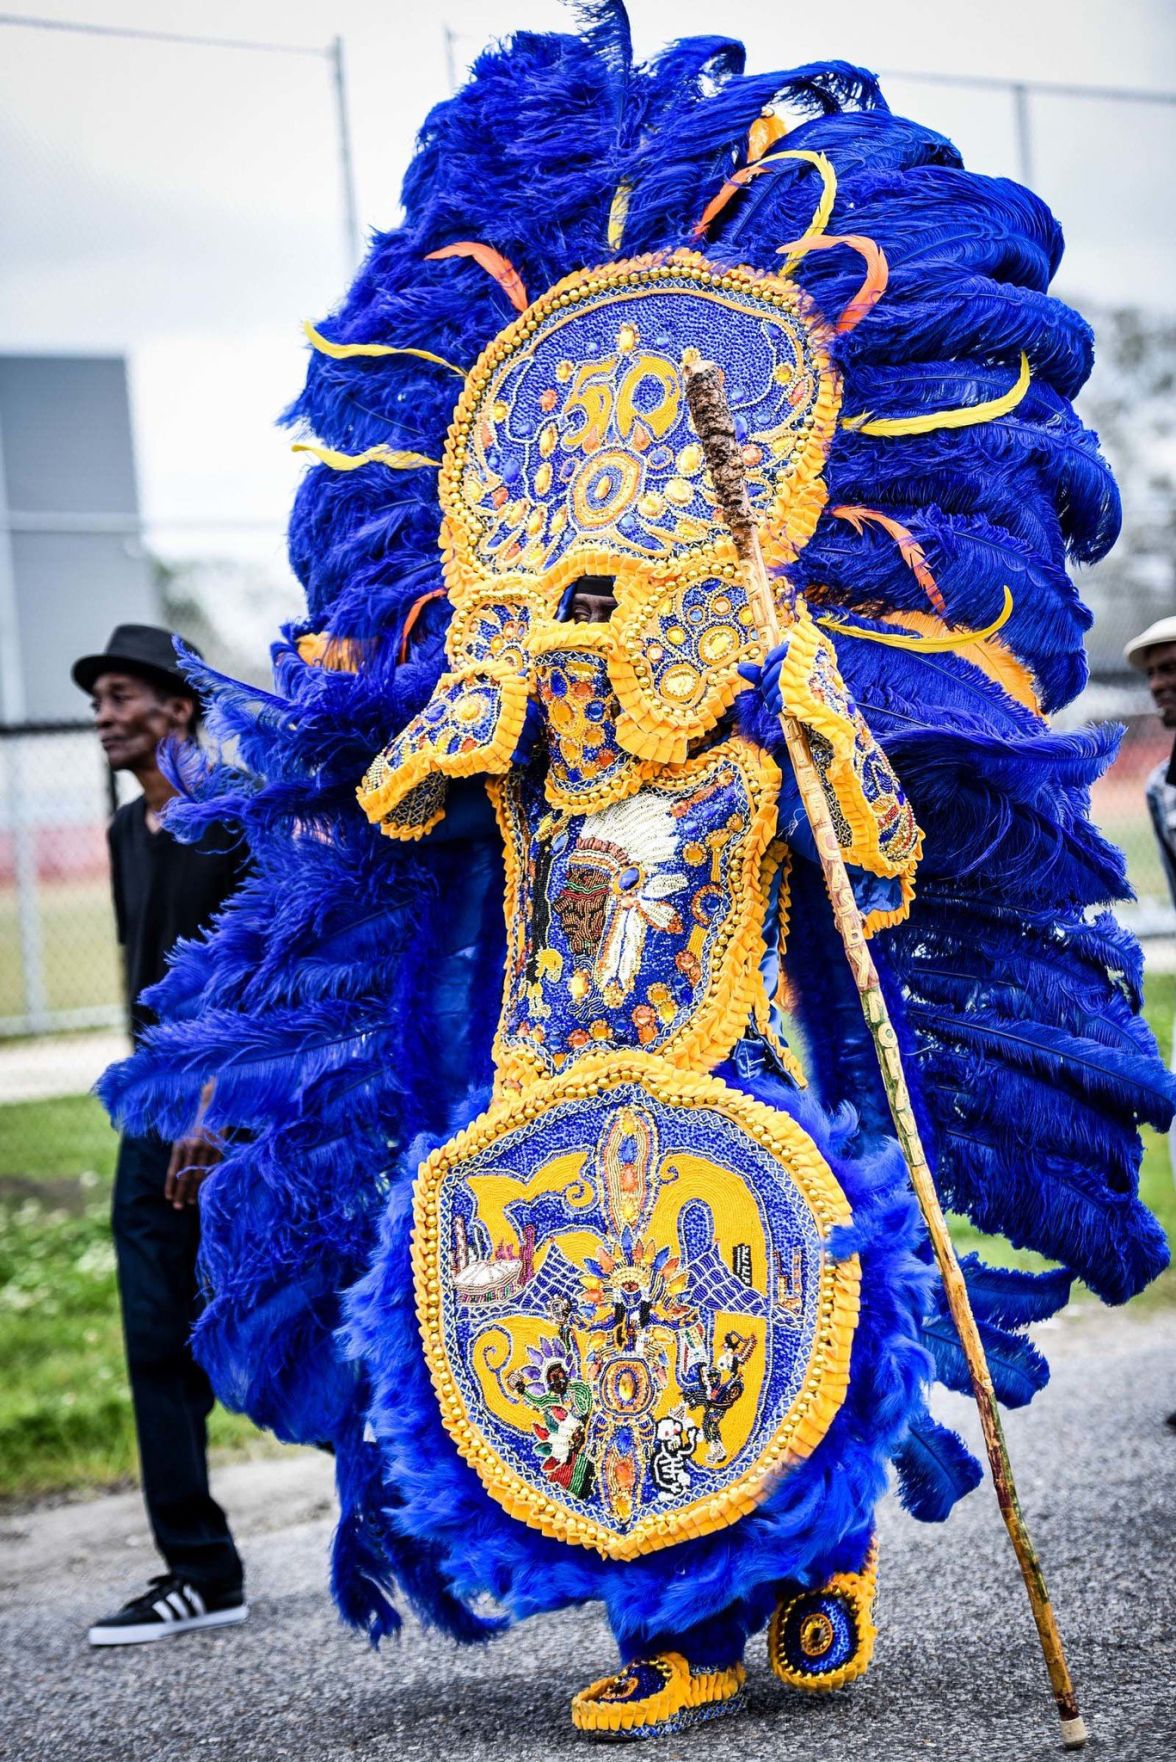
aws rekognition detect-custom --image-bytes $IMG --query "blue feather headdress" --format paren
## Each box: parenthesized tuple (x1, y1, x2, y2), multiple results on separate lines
(102, 1, 1172, 1636)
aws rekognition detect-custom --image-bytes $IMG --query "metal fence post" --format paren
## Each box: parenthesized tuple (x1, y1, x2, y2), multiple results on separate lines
(0, 416, 50, 1034)
(329, 35, 360, 271)
(1012, 82, 1034, 188)
(3, 737, 50, 1034)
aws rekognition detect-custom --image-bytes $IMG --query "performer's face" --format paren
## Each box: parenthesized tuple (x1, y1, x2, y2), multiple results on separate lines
(565, 576, 616, 624)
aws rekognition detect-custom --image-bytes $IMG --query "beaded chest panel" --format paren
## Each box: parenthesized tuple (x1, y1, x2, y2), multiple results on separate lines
(491, 736, 782, 1086)
(412, 1056, 859, 1558)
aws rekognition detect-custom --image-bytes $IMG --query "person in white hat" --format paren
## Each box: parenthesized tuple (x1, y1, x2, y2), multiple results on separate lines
(1124, 615, 1176, 909)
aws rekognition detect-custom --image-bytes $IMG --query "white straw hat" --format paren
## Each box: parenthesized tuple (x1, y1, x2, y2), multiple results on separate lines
(1124, 614, 1176, 670)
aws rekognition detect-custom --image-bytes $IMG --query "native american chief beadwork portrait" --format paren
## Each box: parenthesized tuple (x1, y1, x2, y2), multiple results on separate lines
(104, 4, 1173, 1744)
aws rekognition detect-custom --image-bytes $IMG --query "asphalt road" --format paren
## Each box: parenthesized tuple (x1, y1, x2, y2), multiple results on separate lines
(2, 1307, 1173, 1762)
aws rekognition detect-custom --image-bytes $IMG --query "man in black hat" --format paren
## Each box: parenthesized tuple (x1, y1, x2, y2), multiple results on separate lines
(72, 625, 249, 1645)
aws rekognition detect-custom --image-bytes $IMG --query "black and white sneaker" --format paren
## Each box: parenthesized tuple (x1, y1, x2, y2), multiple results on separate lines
(88, 1574, 248, 1646)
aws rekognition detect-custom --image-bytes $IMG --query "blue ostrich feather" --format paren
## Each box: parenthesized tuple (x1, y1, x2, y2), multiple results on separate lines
(893, 1409, 984, 1523)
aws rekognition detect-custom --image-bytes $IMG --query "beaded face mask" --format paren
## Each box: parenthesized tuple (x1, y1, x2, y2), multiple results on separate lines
(357, 250, 845, 827)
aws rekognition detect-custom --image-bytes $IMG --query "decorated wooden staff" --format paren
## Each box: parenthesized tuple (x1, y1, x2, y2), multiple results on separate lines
(684, 358, 1088, 1752)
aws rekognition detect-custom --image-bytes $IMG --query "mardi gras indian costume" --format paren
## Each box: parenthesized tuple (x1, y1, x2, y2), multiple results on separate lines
(105, 6, 1173, 1739)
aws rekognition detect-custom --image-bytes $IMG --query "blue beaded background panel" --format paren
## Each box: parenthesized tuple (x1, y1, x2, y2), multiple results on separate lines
(450, 267, 831, 575)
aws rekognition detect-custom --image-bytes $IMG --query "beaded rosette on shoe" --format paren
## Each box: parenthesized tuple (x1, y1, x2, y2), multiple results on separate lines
(768, 1542, 879, 1691)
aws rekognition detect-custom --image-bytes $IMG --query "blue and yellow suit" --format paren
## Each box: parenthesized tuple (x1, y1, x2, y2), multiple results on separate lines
(348, 255, 926, 1735)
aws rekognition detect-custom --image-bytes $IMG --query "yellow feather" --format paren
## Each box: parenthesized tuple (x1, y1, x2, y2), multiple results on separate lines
(303, 320, 465, 376)
(607, 180, 633, 253)
(292, 442, 441, 472)
(818, 586, 1015, 651)
(842, 353, 1030, 437)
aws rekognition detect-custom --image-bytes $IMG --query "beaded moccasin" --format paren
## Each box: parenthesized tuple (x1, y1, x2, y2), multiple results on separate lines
(571, 1650, 747, 1738)
(767, 1544, 878, 1692)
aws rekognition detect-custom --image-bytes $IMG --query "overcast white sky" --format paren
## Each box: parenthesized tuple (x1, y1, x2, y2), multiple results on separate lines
(1, 0, 1174, 591)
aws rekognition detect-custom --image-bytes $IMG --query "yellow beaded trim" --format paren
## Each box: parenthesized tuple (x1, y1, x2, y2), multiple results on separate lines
(767, 1538, 879, 1693)
(776, 609, 924, 900)
(753, 995, 809, 1089)
(411, 1051, 861, 1560)
(751, 839, 808, 1085)
(375, 776, 450, 843)
(571, 1652, 747, 1733)
(487, 735, 785, 1088)
(442, 575, 554, 670)
(860, 877, 917, 939)
(355, 664, 530, 830)
(769, 840, 797, 1014)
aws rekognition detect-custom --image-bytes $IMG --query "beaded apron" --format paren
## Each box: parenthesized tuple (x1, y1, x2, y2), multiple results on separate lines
(359, 252, 920, 1558)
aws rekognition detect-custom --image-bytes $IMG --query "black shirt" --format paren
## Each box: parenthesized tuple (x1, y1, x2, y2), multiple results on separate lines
(108, 797, 246, 1042)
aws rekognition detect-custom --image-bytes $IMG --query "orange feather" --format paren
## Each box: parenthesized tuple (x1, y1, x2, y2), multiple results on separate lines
(830, 505, 949, 619)
(774, 232, 889, 333)
(397, 588, 448, 664)
(426, 241, 528, 313)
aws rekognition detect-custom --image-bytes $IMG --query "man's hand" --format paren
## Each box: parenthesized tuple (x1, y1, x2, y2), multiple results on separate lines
(165, 1080, 221, 1209)
(165, 1130, 222, 1208)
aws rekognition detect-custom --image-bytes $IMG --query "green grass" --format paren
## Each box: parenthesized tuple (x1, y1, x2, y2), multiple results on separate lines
(0, 1094, 264, 1500)
(0, 975, 1173, 1501)
(0, 1092, 120, 1180)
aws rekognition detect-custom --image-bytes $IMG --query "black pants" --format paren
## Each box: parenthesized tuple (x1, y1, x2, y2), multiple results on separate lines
(112, 1133, 242, 1591)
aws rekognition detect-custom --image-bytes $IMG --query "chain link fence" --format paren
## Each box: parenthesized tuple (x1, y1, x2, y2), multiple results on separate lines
(0, 642, 1170, 1045)
(1, 723, 121, 1038)
(0, 722, 128, 1185)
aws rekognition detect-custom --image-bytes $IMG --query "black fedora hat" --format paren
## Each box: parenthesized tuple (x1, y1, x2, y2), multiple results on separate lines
(71, 624, 203, 700)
